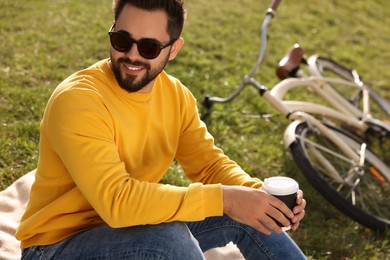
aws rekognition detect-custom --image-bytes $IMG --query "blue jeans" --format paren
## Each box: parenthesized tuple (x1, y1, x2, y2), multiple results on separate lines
(22, 215, 306, 259)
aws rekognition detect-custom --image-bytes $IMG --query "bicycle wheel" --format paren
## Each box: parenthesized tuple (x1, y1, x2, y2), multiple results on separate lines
(307, 56, 390, 120)
(289, 122, 390, 231)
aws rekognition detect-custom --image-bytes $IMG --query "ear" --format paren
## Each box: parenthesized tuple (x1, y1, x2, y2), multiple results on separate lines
(168, 37, 184, 61)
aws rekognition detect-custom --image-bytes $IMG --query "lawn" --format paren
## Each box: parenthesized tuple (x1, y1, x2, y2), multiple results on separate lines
(1, 0, 389, 258)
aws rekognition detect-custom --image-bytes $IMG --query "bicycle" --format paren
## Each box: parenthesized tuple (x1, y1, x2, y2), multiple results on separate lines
(276, 44, 390, 122)
(202, 0, 390, 232)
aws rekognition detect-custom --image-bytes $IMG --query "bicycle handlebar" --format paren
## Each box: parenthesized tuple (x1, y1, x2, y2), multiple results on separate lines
(202, 0, 283, 114)
(267, 0, 282, 16)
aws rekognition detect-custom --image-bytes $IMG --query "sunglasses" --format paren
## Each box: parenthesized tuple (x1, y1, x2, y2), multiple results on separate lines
(108, 24, 177, 60)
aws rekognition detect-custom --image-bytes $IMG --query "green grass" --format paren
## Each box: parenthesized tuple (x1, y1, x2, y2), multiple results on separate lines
(1, 0, 389, 258)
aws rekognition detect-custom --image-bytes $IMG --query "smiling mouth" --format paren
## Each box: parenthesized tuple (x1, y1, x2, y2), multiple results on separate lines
(123, 63, 143, 72)
(124, 64, 142, 71)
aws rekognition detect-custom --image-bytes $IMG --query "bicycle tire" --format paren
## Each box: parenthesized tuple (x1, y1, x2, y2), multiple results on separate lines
(289, 122, 390, 231)
(307, 56, 390, 119)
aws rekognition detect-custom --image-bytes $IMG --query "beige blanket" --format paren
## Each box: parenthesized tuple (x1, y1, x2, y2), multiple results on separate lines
(0, 170, 243, 260)
(0, 169, 35, 260)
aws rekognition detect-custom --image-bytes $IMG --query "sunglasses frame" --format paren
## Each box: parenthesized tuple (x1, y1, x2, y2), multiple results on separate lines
(108, 23, 177, 60)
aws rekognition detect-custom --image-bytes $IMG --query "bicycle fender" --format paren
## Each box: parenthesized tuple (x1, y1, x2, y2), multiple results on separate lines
(283, 120, 305, 149)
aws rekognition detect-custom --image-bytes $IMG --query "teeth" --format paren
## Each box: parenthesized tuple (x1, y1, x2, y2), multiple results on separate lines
(125, 65, 141, 71)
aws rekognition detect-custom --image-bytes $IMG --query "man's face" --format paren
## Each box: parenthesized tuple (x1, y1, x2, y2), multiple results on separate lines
(109, 4, 182, 93)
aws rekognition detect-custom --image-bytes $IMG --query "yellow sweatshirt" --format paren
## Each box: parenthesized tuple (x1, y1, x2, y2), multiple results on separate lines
(16, 59, 262, 248)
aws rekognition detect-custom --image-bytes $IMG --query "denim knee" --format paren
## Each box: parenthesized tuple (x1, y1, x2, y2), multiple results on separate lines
(151, 222, 205, 260)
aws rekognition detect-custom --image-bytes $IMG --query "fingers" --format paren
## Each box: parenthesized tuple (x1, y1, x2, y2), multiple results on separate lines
(290, 190, 307, 231)
(264, 189, 306, 232)
(221, 185, 303, 235)
(249, 217, 279, 236)
(293, 194, 307, 215)
(291, 209, 305, 231)
(254, 196, 292, 234)
(255, 192, 293, 233)
(291, 208, 305, 223)
(269, 196, 294, 219)
(291, 222, 300, 231)
(243, 196, 290, 235)
(269, 203, 292, 226)
(295, 189, 304, 206)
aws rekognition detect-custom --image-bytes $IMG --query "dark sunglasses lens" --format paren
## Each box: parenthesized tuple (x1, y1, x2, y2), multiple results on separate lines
(110, 33, 131, 52)
(109, 32, 164, 59)
(138, 40, 161, 59)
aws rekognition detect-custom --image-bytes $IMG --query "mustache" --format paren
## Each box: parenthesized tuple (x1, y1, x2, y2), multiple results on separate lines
(118, 57, 150, 70)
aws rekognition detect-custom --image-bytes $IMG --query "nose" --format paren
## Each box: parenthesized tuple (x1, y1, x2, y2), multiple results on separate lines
(125, 42, 141, 59)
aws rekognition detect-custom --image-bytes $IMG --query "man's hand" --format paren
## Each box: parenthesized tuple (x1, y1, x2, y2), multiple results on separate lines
(290, 189, 306, 231)
(222, 185, 306, 235)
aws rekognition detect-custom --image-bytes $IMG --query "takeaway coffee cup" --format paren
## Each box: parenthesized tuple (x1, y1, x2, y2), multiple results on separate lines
(262, 176, 299, 230)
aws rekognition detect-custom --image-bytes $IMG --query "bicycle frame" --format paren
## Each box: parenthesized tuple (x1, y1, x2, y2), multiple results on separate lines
(203, 0, 390, 183)
(307, 55, 390, 117)
(270, 76, 370, 132)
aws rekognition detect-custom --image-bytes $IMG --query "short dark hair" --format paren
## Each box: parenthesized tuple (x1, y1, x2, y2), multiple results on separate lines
(112, 0, 186, 39)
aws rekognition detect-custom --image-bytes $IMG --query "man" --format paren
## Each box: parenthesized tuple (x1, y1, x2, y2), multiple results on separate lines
(17, 0, 307, 259)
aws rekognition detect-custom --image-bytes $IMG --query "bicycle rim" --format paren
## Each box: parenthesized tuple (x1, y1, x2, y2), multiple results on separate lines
(290, 122, 390, 231)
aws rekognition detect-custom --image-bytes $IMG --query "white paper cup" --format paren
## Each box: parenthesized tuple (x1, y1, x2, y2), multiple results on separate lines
(262, 176, 299, 230)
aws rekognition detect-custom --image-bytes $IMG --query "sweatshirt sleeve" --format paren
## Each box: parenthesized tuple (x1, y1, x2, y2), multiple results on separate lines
(175, 88, 263, 189)
(45, 87, 223, 227)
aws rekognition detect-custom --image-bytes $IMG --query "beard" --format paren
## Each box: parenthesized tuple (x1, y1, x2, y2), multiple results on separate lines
(110, 53, 170, 93)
